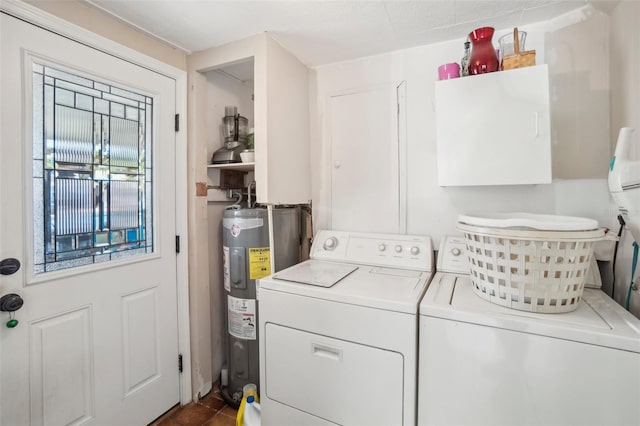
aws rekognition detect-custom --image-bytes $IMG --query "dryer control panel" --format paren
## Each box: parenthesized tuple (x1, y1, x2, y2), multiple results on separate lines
(311, 230, 433, 272)
(437, 236, 469, 274)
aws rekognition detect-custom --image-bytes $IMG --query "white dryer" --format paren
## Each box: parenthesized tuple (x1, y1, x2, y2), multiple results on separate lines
(258, 230, 434, 425)
(418, 236, 640, 426)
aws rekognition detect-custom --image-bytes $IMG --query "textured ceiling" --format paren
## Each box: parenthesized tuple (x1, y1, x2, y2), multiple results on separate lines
(85, 0, 612, 66)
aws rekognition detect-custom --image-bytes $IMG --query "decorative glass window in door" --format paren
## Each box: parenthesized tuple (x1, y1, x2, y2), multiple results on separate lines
(32, 63, 153, 274)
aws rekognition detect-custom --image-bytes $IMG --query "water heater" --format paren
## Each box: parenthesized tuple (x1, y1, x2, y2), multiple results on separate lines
(221, 207, 300, 402)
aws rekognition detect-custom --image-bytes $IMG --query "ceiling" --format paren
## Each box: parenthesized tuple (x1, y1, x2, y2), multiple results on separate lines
(86, 0, 616, 67)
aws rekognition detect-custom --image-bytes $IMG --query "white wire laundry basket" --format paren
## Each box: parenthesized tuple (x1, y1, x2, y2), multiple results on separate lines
(457, 213, 605, 313)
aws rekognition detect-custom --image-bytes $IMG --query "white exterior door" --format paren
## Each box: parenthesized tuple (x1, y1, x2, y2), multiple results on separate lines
(1, 13, 180, 425)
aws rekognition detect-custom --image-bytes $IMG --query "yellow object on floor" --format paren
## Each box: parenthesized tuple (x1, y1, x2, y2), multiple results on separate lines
(236, 384, 259, 426)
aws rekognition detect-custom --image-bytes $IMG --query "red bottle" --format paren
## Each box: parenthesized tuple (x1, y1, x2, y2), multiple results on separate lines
(468, 27, 499, 75)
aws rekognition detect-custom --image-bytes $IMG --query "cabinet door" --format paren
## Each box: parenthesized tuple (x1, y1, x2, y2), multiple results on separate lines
(255, 36, 311, 205)
(330, 85, 399, 232)
(435, 65, 551, 186)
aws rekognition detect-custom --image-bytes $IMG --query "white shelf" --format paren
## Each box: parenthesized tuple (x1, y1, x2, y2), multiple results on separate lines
(207, 162, 254, 172)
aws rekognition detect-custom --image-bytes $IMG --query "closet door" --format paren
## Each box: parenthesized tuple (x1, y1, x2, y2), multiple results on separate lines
(329, 85, 400, 233)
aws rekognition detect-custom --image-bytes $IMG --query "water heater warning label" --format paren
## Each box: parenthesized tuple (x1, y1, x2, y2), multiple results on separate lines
(249, 247, 271, 280)
(228, 296, 256, 340)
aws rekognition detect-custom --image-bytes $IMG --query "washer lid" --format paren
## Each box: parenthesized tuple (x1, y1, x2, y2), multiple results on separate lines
(420, 272, 640, 353)
(273, 261, 358, 288)
(261, 260, 431, 314)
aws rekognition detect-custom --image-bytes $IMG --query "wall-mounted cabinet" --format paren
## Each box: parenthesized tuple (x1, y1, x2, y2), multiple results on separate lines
(189, 34, 311, 204)
(435, 65, 551, 186)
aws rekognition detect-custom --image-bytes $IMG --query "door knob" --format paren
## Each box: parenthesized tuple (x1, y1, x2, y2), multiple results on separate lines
(0, 293, 23, 312)
(0, 293, 23, 328)
(0, 258, 20, 275)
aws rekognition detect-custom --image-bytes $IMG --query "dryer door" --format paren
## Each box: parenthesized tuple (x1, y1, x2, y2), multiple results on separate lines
(264, 323, 404, 425)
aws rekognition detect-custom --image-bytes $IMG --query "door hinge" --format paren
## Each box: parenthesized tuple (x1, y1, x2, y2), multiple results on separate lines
(175, 113, 179, 132)
(175, 235, 180, 254)
(178, 354, 183, 373)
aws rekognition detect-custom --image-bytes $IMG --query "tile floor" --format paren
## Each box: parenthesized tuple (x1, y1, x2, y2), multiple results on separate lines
(150, 389, 238, 426)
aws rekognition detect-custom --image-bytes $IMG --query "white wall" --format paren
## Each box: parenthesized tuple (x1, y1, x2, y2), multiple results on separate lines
(26, 0, 186, 70)
(546, 7, 610, 179)
(311, 5, 631, 306)
(610, 0, 640, 316)
(312, 6, 615, 239)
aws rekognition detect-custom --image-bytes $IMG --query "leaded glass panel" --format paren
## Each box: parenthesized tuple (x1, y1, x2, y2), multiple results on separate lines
(32, 63, 153, 274)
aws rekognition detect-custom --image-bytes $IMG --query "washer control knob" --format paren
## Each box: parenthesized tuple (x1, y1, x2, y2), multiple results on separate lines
(323, 237, 338, 251)
(394, 245, 403, 253)
(378, 243, 386, 252)
(451, 247, 462, 256)
(410, 246, 420, 255)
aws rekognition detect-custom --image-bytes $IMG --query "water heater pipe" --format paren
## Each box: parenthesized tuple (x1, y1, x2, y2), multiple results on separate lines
(267, 204, 276, 274)
(247, 181, 256, 209)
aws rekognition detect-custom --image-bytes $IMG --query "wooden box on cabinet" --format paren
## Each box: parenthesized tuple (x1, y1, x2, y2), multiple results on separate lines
(435, 65, 551, 186)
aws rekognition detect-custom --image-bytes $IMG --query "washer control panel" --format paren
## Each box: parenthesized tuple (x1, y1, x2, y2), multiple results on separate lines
(322, 236, 339, 251)
(311, 230, 433, 272)
(437, 236, 469, 274)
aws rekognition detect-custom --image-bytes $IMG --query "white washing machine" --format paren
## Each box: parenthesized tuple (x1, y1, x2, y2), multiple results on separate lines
(418, 236, 640, 426)
(258, 230, 434, 426)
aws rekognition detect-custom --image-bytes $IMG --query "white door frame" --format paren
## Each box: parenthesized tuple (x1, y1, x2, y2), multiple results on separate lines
(0, 0, 192, 406)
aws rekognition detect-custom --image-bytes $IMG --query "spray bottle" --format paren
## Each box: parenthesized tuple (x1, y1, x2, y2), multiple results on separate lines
(242, 395, 261, 426)
(236, 383, 259, 426)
